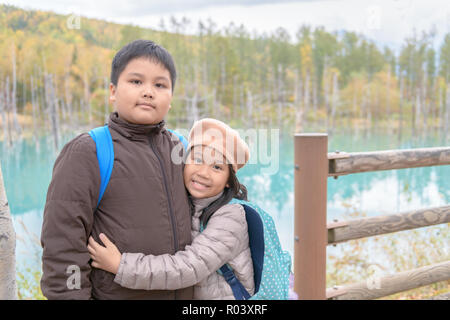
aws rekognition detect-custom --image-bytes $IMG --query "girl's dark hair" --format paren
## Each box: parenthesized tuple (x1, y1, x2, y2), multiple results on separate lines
(198, 164, 248, 227)
(110, 39, 177, 92)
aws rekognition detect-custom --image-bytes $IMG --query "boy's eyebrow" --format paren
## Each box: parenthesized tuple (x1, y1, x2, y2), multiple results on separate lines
(126, 73, 170, 83)
(154, 76, 170, 82)
(126, 72, 144, 78)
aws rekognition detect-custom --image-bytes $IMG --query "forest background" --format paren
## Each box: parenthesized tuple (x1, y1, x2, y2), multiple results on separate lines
(0, 3, 449, 148)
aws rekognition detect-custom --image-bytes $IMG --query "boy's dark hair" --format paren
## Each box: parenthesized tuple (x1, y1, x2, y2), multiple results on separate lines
(110, 39, 177, 92)
(197, 164, 248, 227)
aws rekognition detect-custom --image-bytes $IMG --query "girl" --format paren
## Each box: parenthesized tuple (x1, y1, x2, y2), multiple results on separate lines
(88, 118, 254, 299)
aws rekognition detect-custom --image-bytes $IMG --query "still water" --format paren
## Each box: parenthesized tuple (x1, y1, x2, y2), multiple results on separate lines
(1, 129, 449, 275)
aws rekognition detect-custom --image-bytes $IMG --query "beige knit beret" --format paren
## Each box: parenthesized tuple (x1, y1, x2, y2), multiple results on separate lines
(187, 118, 250, 172)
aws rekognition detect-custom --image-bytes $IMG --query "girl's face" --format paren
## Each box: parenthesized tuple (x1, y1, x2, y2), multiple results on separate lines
(183, 146, 230, 199)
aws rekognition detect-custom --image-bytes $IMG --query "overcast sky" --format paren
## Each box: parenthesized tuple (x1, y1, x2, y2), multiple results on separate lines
(3, 0, 450, 51)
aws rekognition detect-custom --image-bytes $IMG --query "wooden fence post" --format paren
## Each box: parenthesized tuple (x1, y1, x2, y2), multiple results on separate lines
(0, 163, 17, 299)
(294, 133, 328, 300)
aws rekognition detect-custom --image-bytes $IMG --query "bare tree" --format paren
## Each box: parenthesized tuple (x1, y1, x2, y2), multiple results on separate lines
(11, 45, 22, 138)
(30, 75, 40, 152)
(44, 74, 60, 150)
(330, 71, 339, 132)
(445, 86, 450, 142)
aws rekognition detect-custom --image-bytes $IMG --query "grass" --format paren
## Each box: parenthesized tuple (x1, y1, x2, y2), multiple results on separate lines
(14, 217, 47, 300)
(326, 204, 450, 300)
(16, 268, 46, 300)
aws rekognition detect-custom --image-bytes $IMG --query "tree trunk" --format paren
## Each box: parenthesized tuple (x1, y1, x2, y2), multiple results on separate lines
(366, 85, 372, 136)
(30, 75, 40, 152)
(445, 87, 450, 143)
(422, 73, 428, 133)
(64, 72, 73, 126)
(5, 77, 12, 147)
(294, 69, 303, 133)
(312, 77, 318, 115)
(84, 72, 91, 124)
(438, 84, 444, 129)
(303, 70, 310, 116)
(398, 75, 404, 141)
(330, 71, 339, 132)
(45, 74, 60, 151)
(0, 80, 8, 149)
(246, 89, 253, 127)
(323, 68, 330, 129)
(352, 85, 357, 130)
(11, 45, 21, 137)
(0, 164, 17, 300)
(386, 65, 391, 123)
(232, 75, 237, 120)
(277, 64, 284, 130)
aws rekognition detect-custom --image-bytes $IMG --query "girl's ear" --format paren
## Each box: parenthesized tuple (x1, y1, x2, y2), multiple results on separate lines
(225, 183, 230, 188)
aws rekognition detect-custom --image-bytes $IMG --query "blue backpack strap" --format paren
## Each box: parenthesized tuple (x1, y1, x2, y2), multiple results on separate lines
(88, 125, 114, 209)
(220, 265, 251, 300)
(242, 204, 264, 294)
(167, 129, 188, 150)
(211, 202, 265, 300)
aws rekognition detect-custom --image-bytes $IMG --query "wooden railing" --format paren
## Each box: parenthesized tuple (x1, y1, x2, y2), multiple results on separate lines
(293, 134, 450, 300)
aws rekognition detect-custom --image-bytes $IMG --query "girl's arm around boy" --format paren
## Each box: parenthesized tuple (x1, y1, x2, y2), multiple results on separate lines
(90, 203, 249, 291)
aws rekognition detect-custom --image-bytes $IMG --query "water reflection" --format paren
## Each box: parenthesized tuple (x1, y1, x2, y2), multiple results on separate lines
(0, 129, 449, 273)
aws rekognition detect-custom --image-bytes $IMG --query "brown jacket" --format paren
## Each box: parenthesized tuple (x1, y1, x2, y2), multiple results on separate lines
(114, 192, 255, 300)
(40, 112, 193, 300)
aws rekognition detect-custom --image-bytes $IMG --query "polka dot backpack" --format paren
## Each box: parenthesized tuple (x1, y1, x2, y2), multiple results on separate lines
(223, 198, 292, 300)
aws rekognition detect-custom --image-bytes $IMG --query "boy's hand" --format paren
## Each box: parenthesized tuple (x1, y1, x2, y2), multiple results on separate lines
(88, 233, 121, 275)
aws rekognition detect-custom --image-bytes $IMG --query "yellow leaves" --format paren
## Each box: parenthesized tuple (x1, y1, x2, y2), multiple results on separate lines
(16, 268, 46, 300)
(299, 43, 313, 76)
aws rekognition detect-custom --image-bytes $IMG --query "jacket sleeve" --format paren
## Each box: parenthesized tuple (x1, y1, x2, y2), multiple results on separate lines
(113, 204, 247, 290)
(40, 134, 100, 300)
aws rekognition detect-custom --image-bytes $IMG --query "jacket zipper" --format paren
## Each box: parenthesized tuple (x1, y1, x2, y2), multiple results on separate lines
(148, 136, 179, 253)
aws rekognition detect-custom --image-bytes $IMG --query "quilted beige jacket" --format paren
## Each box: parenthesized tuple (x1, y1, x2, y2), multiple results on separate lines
(113, 191, 255, 299)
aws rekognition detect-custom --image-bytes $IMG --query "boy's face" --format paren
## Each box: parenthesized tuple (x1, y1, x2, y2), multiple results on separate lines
(110, 57, 172, 125)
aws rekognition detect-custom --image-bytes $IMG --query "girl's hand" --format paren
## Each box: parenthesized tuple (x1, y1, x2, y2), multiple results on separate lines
(88, 233, 121, 274)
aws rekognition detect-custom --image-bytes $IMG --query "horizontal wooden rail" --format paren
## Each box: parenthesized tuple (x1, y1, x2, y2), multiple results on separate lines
(326, 260, 450, 300)
(327, 206, 450, 245)
(328, 147, 450, 176)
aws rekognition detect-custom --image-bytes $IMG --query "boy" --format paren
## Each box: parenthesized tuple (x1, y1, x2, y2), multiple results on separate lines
(40, 40, 193, 300)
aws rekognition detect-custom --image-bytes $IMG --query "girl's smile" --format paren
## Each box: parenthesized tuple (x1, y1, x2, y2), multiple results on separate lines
(183, 146, 230, 199)
(190, 178, 211, 190)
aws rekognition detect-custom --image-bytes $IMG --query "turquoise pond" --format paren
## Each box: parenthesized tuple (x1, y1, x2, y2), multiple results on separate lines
(1, 128, 449, 274)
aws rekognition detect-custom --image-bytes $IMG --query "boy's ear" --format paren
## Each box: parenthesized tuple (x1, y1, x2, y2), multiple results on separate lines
(109, 83, 116, 103)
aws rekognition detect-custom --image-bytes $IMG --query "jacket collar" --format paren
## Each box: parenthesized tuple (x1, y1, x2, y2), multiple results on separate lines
(108, 112, 165, 140)
(191, 191, 224, 215)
